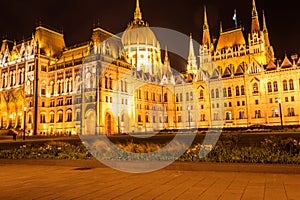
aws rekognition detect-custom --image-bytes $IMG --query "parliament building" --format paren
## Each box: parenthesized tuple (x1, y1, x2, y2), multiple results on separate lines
(0, 0, 300, 136)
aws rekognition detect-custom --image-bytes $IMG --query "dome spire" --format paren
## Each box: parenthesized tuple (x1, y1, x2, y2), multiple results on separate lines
(134, 0, 142, 21)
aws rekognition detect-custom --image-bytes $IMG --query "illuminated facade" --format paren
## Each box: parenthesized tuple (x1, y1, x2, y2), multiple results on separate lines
(0, 0, 300, 136)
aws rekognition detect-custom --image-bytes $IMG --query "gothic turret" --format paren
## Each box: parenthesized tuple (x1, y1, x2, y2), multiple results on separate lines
(202, 6, 212, 50)
(251, 0, 260, 33)
(187, 34, 197, 75)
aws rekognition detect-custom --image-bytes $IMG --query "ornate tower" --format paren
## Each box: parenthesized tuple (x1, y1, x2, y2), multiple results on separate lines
(187, 34, 198, 75)
(199, 5, 214, 74)
(121, 0, 162, 76)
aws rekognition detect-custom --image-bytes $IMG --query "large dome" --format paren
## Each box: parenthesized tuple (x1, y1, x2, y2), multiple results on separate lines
(122, 21, 158, 47)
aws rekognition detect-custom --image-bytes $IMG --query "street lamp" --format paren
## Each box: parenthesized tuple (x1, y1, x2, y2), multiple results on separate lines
(118, 113, 120, 135)
(188, 106, 191, 130)
(23, 107, 27, 140)
(277, 98, 284, 130)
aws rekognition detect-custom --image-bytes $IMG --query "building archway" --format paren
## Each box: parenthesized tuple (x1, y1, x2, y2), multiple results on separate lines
(85, 109, 96, 135)
(105, 113, 114, 135)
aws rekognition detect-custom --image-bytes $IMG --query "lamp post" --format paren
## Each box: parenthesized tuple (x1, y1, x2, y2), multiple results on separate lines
(23, 107, 27, 140)
(277, 99, 284, 130)
(188, 106, 191, 130)
(118, 113, 120, 135)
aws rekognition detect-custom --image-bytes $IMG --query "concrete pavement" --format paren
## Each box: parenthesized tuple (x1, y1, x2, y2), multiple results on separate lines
(1, 159, 300, 199)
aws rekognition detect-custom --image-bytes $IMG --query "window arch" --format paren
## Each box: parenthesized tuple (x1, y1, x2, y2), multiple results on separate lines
(236, 86, 240, 96)
(289, 79, 294, 90)
(283, 80, 288, 91)
(267, 82, 272, 93)
(273, 81, 278, 92)
(228, 87, 232, 97)
(200, 90, 204, 100)
(66, 109, 73, 122)
(215, 89, 219, 98)
(241, 85, 245, 95)
(253, 83, 258, 93)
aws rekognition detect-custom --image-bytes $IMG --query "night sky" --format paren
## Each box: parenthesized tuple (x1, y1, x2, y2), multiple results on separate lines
(0, 0, 298, 61)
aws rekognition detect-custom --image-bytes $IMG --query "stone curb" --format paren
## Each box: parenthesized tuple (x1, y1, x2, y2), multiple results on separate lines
(1, 159, 300, 174)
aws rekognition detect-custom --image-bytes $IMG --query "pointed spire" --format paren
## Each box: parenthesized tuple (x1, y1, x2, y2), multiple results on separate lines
(203, 5, 208, 30)
(202, 5, 211, 48)
(187, 34, 197, 74)
(262, 10, 268, 34)
(189, 33, 196, 60)
(251, 0, 260, 33)
(220, 21, 223, 34)
(134, 0, 142, 21)
(164, 46, 170, 67)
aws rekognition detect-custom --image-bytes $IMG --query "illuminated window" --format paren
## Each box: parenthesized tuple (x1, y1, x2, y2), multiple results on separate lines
(288, 108, 295, 117)
(283, 80, 288, 91)
(67, 110, 72, 122)
(241, 85, 245, 95)
(272, 109, 279, 118)
(273, 81, 278, 92)
(50, 113, 55, 123)
(267, 82, 272, 93)
(253, 83, 258, 93)
(211, 89, 215, 98)
(255, 110, 261, 118)
(289, 79, 294, 90)
(40, 113, 46, 123)
(236, 86, 240, 96)
(239, 111, 245, 119)
(223, 88, 227, 97)
(215, 89, 219, 98)
(228, 87, 232, 97)
(200, 90, 204, 100)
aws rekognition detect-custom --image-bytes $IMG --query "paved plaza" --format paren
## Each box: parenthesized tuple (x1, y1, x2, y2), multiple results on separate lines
(0, 160, 300, 199)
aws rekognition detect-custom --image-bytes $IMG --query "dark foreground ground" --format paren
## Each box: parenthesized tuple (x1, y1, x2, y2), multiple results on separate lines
(1, 159, 300, 200)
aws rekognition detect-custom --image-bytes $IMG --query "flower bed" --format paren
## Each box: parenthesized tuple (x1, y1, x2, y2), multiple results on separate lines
(1, 135, 300, 164)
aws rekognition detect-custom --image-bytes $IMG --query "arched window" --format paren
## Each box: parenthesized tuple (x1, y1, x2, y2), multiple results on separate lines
(283, 80, 288, 91)
(121, 80, 124, 92)
(228, 87, 232, 97)
(200, 90, 204, 100)
(267, 82, 272, 93)
(253, 83, 258, 93)
(50, 112, 55, 123)
(58, 81, 62, 94)
(40, 113, 46, 123)
(211, 89, 215, 98)
(288, 108, 295, 117)
(109, 77, 113, 90)
(273, 81, 278, 92)
(190, 92, 194, 101)
(223, 88, 227, 97)
(164, 93, 168, 102)
(289, 79, 294, 90)
(241, 85, 245, 95)
(236, 86, 240, 96)
(58, 111, 63, 123)
(104, 76, 108, 89)
(215, 89, 219, 98)
(66, 110, 73, 122)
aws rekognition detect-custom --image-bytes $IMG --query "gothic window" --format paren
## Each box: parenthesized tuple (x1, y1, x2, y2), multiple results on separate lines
(200, 90, 204, 100)
(214, 89, 219, 98)
(164, 93, 168, 102)
(211, 89, 215, 98)
(228, 87, 232, 97)
(40, 113, 46, 124)
(267, 82, 272, 93)
(50, 112, 55, 123)
(283, 80, 288, 91)
(66, 110, 73, 122)
(253, 83, 259, 93)
(289, 79, 294, 90)
(273, 81, 278, 92)
(288, 108, 295, 117)
(236, 86, 240, 96)
(223, 88, 227, 97)
(241, 85, 245, 95)
(239, 111, 245, 119)
(58, 111, 63, 123)
(255, 110, 261, 118)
